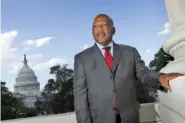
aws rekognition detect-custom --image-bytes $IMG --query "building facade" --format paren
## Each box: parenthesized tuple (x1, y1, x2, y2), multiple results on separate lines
(14, 54, 41, 107)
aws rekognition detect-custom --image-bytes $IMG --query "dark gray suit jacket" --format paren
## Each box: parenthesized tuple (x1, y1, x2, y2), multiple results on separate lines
(73, 42, 162, 123)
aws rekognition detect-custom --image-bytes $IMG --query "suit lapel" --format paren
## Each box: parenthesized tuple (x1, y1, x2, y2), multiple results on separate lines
(91, 42, 122, 74)
(92, 43, 112, 73)
(113, 42, 122, 74)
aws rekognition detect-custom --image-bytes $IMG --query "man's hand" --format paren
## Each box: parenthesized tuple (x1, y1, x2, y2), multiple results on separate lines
(159, 73, 184, 92)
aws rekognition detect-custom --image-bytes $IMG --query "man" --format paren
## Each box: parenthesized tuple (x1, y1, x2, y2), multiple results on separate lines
(73, 14, 184, 123)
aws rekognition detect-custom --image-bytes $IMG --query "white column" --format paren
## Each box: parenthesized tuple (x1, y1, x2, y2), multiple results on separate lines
(158, 0, 185, 123)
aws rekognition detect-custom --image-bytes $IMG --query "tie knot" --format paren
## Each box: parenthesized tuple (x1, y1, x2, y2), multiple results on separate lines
(103, 46, 111, 51)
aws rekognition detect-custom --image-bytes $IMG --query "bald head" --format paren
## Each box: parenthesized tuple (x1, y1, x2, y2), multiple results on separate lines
(93, 14, 114, 27)
(92, 14, 115, 46)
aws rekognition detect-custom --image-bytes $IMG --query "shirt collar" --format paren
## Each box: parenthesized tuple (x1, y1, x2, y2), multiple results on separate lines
(96, 41, 113, 50)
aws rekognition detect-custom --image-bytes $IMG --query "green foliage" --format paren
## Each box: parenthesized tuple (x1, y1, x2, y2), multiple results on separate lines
(136, 81, 157, 103)
(1, 82, 37, 120)
(149, 48, 174, 72)
(35, 64, 74, 115)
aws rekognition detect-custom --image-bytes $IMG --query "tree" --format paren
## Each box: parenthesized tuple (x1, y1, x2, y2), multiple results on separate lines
(38, 64, 74, 114)
(149, 47, 174, 72)
(136, 81, 157, 103)
(1, 81, 37, 120)
(1, 81, 22, 120)
(34, 96, 44, 115)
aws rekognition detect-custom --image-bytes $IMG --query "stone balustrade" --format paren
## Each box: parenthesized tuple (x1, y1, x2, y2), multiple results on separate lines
(1, 102, 162, 123)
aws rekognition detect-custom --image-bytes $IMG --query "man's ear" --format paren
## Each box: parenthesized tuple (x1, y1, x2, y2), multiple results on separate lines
(112, 27, 116, 35)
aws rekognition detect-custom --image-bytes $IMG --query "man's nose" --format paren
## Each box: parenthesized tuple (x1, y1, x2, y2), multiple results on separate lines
(97, 26, 104, 31)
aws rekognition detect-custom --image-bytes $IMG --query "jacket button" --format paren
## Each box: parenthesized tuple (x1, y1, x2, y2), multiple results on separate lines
(110, 76, 113, 79)
(114, 88, 117, 93)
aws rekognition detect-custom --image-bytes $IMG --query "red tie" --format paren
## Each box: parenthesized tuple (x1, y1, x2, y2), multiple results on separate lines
(103, 46, 119, 113)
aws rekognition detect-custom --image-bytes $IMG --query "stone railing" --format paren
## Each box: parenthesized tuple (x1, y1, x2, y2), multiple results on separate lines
(1, 102, 162, 123)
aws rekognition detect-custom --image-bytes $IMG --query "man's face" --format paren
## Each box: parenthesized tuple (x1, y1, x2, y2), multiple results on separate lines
(92, 16, 114, 46)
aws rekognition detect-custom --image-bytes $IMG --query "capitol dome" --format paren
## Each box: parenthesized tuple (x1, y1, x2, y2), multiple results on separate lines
(14, 54, 40, 94)
(17, 64, 36, 77)
(15, 55, 38, 84)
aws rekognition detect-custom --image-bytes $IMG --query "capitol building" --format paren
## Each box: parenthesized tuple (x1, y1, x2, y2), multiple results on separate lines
(13, 54, 41, 108)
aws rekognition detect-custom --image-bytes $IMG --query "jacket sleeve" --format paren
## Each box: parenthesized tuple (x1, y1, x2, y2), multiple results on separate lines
(73, 55, 92, 123)
(133, 47, 165, 90)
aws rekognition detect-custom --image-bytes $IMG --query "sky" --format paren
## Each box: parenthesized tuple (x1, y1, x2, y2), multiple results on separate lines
(1, 0, 171, 91)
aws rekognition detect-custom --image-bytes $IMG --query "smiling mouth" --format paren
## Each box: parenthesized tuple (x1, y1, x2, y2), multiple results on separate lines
(97, 33, 105, 37)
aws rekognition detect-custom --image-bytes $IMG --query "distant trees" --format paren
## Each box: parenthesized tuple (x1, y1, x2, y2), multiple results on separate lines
(149, 47, 174, 72)
(136, 81, 157, 103)
(35, 64, 74, 115)
(1, 82, 37, 120)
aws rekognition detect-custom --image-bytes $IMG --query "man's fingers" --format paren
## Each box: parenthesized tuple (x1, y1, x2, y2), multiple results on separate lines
(174, 73, 184, 77)
(170, 73, 184, 76)
(167, 85, 172, 92)
(164, 84, 172, 92)
(160, 73, 184, 92)
(169, 73, 184, 80)
(162, 73, 184, 92)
